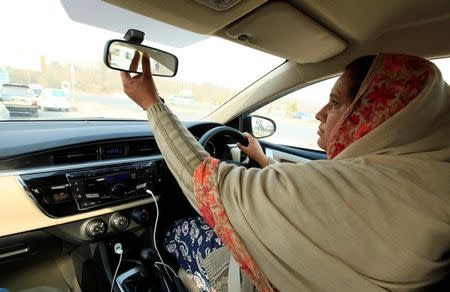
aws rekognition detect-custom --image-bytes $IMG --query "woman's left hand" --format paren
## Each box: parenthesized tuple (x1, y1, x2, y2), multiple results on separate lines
(120, 51, 162, 110)
(237, 132, 270, 168)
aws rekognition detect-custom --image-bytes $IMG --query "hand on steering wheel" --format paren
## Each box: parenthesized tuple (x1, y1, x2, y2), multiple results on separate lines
(237, 132, 270, 168)
(198, 126, 260, 168)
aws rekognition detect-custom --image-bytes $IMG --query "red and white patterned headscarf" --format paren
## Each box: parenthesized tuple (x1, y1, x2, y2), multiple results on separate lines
(327, 54, 435, 159)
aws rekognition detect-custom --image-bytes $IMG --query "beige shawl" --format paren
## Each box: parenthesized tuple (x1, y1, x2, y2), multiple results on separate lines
(148, 54, 450, 291)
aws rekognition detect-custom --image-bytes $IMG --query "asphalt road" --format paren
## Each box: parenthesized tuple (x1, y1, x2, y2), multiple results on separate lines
(9, 92, 209, 121)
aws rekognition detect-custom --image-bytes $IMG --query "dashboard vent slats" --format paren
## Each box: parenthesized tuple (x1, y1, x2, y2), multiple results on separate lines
(52, 139, 159, 165)
(53, 146, 99, 164)
(128, 140, 158, 156)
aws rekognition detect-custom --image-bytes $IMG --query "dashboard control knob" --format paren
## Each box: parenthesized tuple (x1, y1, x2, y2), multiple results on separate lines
(110, 213, 129, 231)
(85, 219, 107, 237)
(131, 208, 150, 225)
(111, 183, 126, 197)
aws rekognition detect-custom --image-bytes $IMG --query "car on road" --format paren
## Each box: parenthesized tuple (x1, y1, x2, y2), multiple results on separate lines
(38, 88, 71, 111)
(29, 83, 43, 97)
(167, 95, 197, 106)
(0, 100, 9, 119)
(293, 111, 315, 121)
(0, 84, 38, 117)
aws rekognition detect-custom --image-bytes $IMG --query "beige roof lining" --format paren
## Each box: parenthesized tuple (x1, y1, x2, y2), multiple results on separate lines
(284, 0, 450, 43)
(104, 0, 348, 63)
(103, 0, 450, 57)
(103, 0, 267, 35)
(225, 2, 346, 63)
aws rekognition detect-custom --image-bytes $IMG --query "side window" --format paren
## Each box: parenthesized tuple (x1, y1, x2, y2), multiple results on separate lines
(254, 77, 338, 151)
(432, 57, 450, 83)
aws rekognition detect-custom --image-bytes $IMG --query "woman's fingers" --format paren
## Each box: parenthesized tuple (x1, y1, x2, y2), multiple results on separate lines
(239, 132, 269, 167)
(120, 70, 131, 85)
(121, 51, 140, 85)
(243, 132, 255, 145)
(130, 51, 140, 72)
(119, 51, 160, 110)
(243, 132, 252, 140)
(236, 142, 247, 152)
(142, 52, 151, 77)
(237, 132, 252, 153)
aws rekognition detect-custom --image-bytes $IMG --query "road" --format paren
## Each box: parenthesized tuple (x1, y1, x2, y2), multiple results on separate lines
(9, 92, 211, 120)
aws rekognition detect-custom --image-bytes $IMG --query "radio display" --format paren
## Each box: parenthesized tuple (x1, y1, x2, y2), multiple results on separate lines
(105, 146, 124, 157)
(82, 171, 133, 197)
(105, 172, 130, 182)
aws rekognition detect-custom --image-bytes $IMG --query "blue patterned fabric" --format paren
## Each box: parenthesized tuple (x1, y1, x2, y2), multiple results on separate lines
(165, 216, 224, 291)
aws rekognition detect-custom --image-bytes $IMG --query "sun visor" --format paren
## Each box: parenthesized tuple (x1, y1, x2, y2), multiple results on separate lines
(226, 2, 347, 63)
(60, 0, 206, 48)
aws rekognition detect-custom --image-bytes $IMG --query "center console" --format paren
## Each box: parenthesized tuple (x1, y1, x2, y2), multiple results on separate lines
(114, 247, 187, 292)
(19, 159, 166, 218)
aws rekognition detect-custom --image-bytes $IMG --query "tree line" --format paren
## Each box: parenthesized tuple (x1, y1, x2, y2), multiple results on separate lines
(4, 61, 235, 106)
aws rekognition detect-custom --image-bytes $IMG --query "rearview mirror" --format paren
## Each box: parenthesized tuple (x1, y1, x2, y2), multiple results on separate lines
(104, 40, 178, 77)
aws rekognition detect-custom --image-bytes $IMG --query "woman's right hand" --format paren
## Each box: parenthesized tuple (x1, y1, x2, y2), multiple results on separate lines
(120, 51, 162, 110)
(237, 132, 270, 168)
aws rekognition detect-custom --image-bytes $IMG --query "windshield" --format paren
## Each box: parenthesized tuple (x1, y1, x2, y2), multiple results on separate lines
(0, 0, 283, 121)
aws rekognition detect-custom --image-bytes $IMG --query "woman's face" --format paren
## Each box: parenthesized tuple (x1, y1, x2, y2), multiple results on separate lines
(315, 71, 354, 151)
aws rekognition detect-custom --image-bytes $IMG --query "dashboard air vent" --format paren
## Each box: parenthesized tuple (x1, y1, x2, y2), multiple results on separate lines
(128, 139, 159, 156)
(53, 146, 99, 164)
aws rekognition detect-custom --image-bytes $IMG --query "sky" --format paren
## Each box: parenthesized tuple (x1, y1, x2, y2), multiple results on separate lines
(0, 0, 283, 89)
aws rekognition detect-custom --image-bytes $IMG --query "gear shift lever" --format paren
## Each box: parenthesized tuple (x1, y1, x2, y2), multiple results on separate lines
(140, 248, 159, 277)
(129, 248, 159, 291)
(135, 248, 186, 292)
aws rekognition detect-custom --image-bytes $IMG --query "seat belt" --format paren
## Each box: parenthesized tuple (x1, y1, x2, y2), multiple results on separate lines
(228, 256, 241, 292)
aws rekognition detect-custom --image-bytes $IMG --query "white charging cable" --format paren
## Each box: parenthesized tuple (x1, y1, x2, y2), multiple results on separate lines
(146, 189, 175, 279)
(154, 261, 178, 278)
(110, 243, 123, 292)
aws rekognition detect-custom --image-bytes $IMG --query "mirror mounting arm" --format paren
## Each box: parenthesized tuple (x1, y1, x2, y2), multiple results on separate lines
(124, 29, 145, 45)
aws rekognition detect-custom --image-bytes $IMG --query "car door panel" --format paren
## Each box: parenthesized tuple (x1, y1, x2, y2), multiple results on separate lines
(260, 140, 326, 163)
(229, 140, 325, 165)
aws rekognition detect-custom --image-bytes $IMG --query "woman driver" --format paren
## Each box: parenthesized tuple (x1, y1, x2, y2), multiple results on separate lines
(120, 53, 450, 291)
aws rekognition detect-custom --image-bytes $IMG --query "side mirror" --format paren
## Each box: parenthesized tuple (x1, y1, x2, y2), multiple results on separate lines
(104, 40, 178, 77)
(246, 115, 276, 138)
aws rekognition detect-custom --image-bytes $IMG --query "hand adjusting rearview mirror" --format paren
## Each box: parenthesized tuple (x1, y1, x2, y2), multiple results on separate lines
(104, 29, 178, 77)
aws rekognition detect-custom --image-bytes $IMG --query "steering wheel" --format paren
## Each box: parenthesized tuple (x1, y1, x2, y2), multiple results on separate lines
(198, 126, 259, 167)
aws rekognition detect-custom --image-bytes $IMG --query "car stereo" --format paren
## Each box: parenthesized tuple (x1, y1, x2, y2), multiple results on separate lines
(20, 160, 164, 217)
(66, 162, 156, 211)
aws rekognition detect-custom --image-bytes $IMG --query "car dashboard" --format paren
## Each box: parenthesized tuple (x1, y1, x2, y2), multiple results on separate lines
(0, 119, 224, 241)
